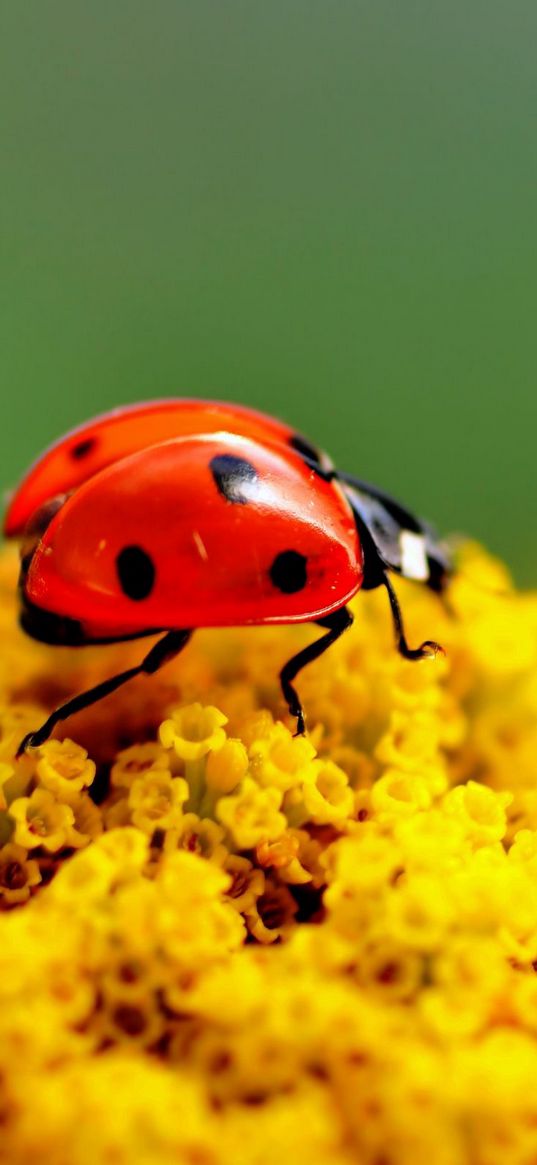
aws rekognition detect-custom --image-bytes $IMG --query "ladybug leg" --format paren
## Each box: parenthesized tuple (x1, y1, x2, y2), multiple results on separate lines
(382, 573, 444, 660)
(16, 629, 192, 756)
(279, 606, 353, 736)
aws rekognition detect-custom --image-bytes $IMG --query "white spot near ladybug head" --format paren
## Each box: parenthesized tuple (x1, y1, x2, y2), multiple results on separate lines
(400, 531, 429, 581)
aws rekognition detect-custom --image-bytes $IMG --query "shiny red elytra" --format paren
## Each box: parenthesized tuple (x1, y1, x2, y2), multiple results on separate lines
(5, 400, 450, 754)
(4, 400, 299, 538)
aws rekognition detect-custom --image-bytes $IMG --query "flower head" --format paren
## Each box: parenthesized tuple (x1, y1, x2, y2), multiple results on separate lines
(0, 541, 536, 1162)
(370, 769, 437, 823)
(9, 788, 76, 852)
(249, 723, 317, 791)
(35, 738, 96, 798)
(111, 742, 170, 789)
(443, 781, 512, 845)
(300, 759, 355, 825)
(128, 770, 188, 834)
(159, 703, 227, 760)
(171, 813, 228, 864)
(216, 778, 286, 849)
(0, 842, 41, 904)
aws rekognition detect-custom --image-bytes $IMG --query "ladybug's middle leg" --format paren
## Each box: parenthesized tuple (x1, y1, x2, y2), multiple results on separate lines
(279, 606, 353, 736)
(17, 629, 192, 755)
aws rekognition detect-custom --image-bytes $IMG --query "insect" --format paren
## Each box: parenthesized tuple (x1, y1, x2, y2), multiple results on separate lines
(4, 400, 450, 755)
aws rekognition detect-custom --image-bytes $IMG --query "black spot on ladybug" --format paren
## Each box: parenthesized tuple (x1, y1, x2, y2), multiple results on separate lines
(289, 433, 322, 468)
(71, 436, 97, 461)
(269, 550, 308, 594)
(209, 454, 258, 504)
(116, 546, 155, 601)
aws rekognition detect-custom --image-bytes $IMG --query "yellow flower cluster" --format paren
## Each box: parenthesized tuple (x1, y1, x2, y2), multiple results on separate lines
(0, 541, 537, 1163)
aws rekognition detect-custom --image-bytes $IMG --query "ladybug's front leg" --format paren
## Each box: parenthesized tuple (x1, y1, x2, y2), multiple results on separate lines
(279, 606, 353, 736)
(17, 629, 192, 756)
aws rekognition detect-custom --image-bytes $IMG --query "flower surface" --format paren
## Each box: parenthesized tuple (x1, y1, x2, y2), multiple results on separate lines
(0, 542, 536, 1164)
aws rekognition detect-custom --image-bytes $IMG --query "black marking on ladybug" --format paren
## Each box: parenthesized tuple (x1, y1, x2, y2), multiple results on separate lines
(209, 454, 258, 504)
(116, 545, 156, 601)
(269, 550, 308, 594)
(289, 432, 323, 468)
(71, 436, 97, 461)
(19, 597, 87, 646)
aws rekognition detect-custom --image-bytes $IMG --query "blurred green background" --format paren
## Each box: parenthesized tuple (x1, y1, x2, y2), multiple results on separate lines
(2, 1, 536, 581)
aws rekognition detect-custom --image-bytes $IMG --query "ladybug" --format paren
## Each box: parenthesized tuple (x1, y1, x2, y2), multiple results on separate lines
(4, 400, 450, 755)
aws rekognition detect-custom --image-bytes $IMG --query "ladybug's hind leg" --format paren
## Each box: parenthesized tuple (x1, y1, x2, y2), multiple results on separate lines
(382, 573, 443, 661)
(279, 606, 353, 736)
(351, 508, 444, 663)
(17, 629, 192, 755)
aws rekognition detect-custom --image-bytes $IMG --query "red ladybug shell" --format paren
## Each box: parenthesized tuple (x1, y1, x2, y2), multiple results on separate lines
(5, 399, 323, 538)
(23, 433, 362, 638)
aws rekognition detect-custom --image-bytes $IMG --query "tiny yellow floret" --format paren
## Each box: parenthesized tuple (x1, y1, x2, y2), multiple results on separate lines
(159, 701, 228, 760)
(36, 738, 96, 798)
(216, 777, 287, 849)
(9, 788, 77, 852)
(128, 770, 188, 833)
(0, 841, 41, 903)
